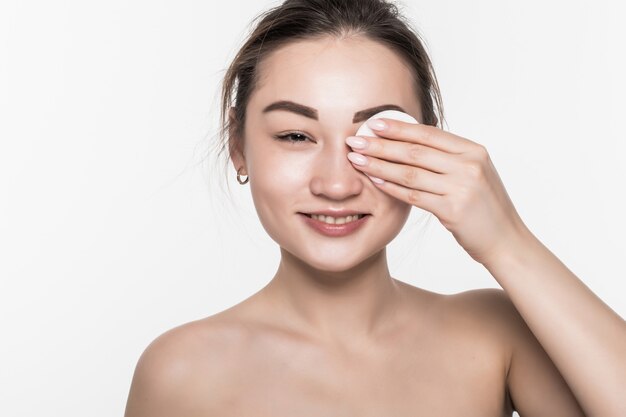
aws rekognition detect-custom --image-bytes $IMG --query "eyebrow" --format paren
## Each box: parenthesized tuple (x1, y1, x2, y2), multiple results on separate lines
(262, 100, 407, 123)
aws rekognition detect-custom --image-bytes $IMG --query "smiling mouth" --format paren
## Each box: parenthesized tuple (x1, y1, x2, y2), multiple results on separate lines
(300, 213, 370, 224)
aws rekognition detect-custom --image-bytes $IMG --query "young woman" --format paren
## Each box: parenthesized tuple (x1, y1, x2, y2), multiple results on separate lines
(124, 1, 625, 415)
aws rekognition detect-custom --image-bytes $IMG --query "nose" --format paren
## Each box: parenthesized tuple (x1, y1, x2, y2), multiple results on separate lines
(309, 135, 366, 200)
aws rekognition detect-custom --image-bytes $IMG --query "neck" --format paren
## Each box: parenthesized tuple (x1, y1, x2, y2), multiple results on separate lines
(261, 246, 404, 345)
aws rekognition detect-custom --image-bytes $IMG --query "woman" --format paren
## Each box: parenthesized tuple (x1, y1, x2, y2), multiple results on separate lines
(124, 0, 625, 415)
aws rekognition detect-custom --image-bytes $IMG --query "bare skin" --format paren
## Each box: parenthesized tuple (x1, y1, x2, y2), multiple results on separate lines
(124, 274, 585, 416)
(123, 35, 613, 416)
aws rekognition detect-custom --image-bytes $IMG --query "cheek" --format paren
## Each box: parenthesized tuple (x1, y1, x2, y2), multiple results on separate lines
(249, 148, 309, 190)
(246, 150, 313, 246)
(384, 200, 413, 234)
(247, 147, 310, 219)
(391, 197, 412, 216)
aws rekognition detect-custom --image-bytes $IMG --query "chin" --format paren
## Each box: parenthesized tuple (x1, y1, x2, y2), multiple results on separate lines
(284, 245, 383, 274)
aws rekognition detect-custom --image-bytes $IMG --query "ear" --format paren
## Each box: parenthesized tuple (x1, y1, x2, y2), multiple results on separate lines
(227, 106, 246, 174)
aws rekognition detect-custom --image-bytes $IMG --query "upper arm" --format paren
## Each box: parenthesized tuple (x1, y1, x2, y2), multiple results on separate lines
(485, 289, 586, 417)
(123, 323, 224, 417)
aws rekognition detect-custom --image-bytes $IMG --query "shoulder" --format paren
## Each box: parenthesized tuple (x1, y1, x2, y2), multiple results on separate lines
(124, 315, 249, 417)
(429, 287, 518, 336)
(397, 283, 514, 368)
(447, 286, 514, 314)
(440, 287, 531, 361)
(396, 281, 515, 336)
(445, 288, 584, 416)
(440, 288, 517, 367)
(444, 287, 519, 331)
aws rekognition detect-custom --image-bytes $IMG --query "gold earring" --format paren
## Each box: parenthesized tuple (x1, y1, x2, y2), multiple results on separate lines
(236, 167, 249, 184)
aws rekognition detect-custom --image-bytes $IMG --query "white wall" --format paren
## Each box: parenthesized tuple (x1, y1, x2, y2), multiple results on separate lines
(1, 1, 624, 416)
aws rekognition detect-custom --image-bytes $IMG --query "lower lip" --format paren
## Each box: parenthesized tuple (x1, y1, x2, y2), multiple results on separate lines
(299, 213, 371, 237)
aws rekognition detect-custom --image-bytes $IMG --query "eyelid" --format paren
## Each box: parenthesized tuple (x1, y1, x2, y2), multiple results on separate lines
(273, 131, 314, 143)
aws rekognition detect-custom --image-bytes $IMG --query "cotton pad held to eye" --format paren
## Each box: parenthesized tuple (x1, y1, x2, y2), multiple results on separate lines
(356, 109, 419, 137)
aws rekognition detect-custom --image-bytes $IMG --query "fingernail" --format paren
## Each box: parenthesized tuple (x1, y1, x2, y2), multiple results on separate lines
(367, 175, 385, 184)
(347, 152, 368, 166)
(346, 136, 368, 149)
(346, 136, 367, 149)
(366, 118, 387, 131)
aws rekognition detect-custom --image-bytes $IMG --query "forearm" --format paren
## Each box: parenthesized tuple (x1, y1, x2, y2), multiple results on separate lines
(483, 227, 626, 417)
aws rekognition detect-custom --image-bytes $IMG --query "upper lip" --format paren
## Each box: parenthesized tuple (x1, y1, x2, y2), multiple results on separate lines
(300, 209, 370, 217)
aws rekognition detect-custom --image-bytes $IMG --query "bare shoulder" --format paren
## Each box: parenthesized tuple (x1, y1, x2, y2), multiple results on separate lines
(443, 287, 519, 330)
(445, 288, 584, 416)
(436, 288, 516, 369)
(441, 287, 530, 363)
(447, 287, 513, 313)
(447, 287, 517, 322)
(394, 283, 514, 369)
(124, 314, 249, 417)
(400, 283, 517, 335)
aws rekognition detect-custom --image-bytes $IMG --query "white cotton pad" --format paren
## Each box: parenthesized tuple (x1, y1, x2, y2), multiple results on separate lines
(356, 109, 419, 137)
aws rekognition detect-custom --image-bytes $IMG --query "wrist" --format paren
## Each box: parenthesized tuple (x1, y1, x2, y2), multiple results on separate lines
(482, 222, 540, 272)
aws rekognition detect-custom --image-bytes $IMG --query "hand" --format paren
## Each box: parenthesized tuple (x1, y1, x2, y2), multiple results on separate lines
(346, 118, 530, 265)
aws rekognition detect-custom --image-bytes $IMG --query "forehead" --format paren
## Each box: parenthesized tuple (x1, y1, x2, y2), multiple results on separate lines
(249, 36, 419, 116)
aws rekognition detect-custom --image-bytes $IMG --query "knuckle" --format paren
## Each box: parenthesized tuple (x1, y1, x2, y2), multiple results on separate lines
(407, 144, 422, 163)
(401, 166, 417, 186)
(465, 161, 483, 179)
(407, 189, 421, 205)
(474, 144, 489, 161)
(421, 125, 435, 144)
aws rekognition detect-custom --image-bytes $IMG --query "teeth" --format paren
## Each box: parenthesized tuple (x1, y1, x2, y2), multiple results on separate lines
(310, 214, 364, 224)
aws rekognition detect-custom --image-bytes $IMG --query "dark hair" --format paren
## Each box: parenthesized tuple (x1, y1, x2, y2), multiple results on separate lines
(212, 0, 445, 195)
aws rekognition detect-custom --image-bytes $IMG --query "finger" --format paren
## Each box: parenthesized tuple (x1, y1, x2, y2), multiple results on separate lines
(347, 135, 457, 175)
(369, 118, 477, 154)
(347, 152, 450, 196)
(366, 172, 444, 215)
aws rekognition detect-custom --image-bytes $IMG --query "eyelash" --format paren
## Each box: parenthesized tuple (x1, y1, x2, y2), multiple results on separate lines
(274, 132, 313, 144)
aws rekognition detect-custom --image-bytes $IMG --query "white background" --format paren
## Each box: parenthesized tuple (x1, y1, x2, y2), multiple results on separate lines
(1, 1, 625, 416)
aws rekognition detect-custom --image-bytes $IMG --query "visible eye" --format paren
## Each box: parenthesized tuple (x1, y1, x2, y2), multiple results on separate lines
(273, 131, 314, 144)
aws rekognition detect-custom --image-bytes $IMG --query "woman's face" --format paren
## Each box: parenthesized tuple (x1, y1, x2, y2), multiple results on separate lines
(232, 36, 423, 272)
